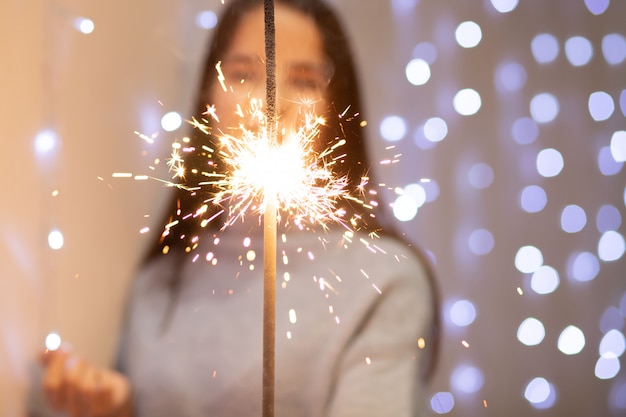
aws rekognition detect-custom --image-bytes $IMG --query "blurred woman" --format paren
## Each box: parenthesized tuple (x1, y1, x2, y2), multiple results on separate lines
(35, 1, 438, 416)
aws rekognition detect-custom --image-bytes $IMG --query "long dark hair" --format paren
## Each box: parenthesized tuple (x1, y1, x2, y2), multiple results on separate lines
(143, 0, 439, 380)
(145, 0, 371, 260)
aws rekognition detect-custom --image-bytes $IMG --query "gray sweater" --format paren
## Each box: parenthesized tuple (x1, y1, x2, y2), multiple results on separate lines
(119, 225, 435, 417)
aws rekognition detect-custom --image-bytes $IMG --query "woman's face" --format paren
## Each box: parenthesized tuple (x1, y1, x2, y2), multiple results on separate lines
(209, 3, 331, 135)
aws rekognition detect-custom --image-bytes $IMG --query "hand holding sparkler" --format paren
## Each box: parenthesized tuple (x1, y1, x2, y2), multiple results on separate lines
(40, 348, 132, 417)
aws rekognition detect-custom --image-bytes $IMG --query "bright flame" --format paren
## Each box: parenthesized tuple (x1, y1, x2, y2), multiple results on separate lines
(183, 100, 357, 231)
(118, 94, 391, 246)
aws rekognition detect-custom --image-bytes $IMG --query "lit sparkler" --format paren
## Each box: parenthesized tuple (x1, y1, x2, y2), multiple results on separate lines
(176, 80, 358, 417)
(191, 106, 351, 230)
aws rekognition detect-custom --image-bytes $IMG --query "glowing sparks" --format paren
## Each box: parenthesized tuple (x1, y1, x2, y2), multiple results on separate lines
(184, 102, 356, 231)
(203, 104, 220, 123)
(134, 130, 157, 144)
(167, 143, 187, 180)
(118, 96, 390, 254)
(188, 116, 210, 135)
(216, 61, 227, 92)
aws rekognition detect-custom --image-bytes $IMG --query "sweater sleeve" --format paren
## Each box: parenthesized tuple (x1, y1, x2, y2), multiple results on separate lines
(325, 263, 434, 417)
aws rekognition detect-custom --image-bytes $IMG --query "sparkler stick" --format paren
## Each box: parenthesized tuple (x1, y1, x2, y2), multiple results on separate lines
(262, 1, 277, 417)
(124, 5, 377, 415)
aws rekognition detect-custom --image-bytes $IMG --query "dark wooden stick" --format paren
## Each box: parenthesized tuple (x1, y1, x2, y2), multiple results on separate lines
(262, 1, 277, 417)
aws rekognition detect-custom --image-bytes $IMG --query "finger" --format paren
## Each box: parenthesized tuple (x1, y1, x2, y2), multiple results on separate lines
(95, 370, 132, 417)
(64, 357, 88, 417)
(42, 350, 70, 411)
(109, 372, 131, 412)
(91, 369, 114, 417)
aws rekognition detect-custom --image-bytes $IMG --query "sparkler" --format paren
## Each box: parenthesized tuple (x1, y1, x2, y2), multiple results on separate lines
(262, 1, 277, 415)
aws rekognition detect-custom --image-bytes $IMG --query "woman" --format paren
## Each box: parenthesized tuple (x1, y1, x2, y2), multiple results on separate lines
(37, 1, 439, 416)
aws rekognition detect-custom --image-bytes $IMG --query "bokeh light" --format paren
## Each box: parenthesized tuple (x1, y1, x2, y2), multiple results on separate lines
(524, 377, 557, 409)
(392, 195, 418, 222)
(161, 111, 183, 132)
(598, 146, 623, 176)
(468, 229, 494, 255)
(515, 245, 543, 273)
(610, 130, 626, 162)
(392, 183, 427, 221)
(468, 163, 494, 189)
(431, 392, 455, 414)
(602, 33, 626, 65)
(597, 230, 625, 261)
(406, 58, 431, 86)
(596, 204, 622, 232)
(34, 129, 58, 155)
(531, 33, 559, 64)
(511, 117, 539, 145)
(453, 88, 482, 116)
(490, 0, 519, 13)
(536, 148, 564, 178)
(557, 325, 586, 355)
(44, 333, 62, 351)
(412, 41, 438, 64)
(585, 0, 610, 15)
(600, 306, 625, 334)
(560, 204, 587, 233)
(73, 18, 94, 34)
(47, 229, 64, 250)
(595, 354, 621, 379)
(455, 21, 482, 48)
(404, 183, 427, 207)
(450, 365, 484, 394)
(196, 10, 218, 29)
(495, 61, 527, 93)
(588, 91, 615, 121)
(391, 0, 418, 14)
(599, 329, 626, 358)
(564, 36, 594, 66)
(530, 265, 560, 295)
(449, 299, 477, 327)
(423, 117, 448, 142)
(567, 251, 600, 283)
(380, 115, 408, 142)
(517, 317, 546, 346)
(530, 93, 560, 124)
(413, 126, 436, 150)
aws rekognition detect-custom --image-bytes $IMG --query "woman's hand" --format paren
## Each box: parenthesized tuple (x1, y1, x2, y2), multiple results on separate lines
(41, 348, 132, 417)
